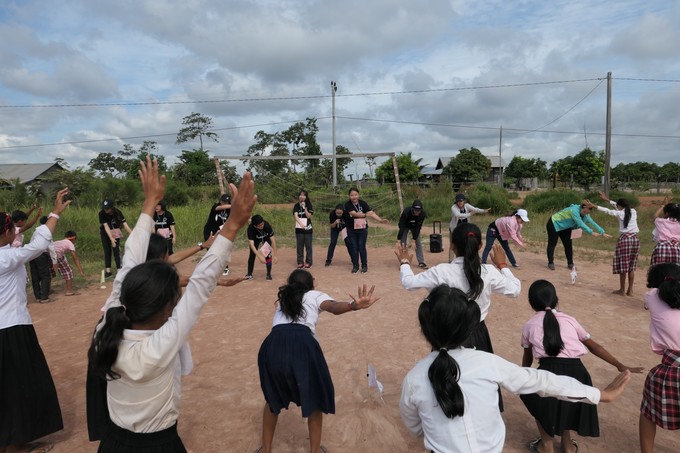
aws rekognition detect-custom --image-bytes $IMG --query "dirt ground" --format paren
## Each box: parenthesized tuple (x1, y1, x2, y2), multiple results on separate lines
(29, 237, 679, 452)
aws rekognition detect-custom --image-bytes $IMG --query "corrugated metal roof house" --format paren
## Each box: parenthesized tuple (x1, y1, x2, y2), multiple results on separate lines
(0, 163, 65, 189)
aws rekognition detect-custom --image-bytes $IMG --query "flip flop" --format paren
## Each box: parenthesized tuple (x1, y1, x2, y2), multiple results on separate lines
(65, 292, 81, 296)
(320, 446, 329, 453)
(25, 442, 54, 453)
(527, 437, 542, 451)
(571, 439, 579, 453)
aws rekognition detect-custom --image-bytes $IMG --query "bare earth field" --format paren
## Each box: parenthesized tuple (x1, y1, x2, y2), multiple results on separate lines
(29, 237, 679, 452)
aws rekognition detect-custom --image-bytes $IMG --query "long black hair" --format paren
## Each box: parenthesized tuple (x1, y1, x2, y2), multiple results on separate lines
(616, 198, 632, 229)
(451, 223, 484, 300)
(528, 280, 564, 357)
(146, 233, 169, 261)
(277, 269, 314, 322)
(647, 263, 680, 309)
(418, 285, 480, 419)
(89, 260, 181, 380)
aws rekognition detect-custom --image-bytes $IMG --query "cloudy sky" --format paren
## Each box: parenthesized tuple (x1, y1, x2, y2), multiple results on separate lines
(1, 0, 679, 178)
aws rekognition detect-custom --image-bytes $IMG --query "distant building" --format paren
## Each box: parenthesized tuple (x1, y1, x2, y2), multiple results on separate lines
(0, 163, 65, 192)
(422, 155, 505, 184)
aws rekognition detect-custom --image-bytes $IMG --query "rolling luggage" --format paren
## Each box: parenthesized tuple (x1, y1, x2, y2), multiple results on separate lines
(430, 221, 443, 253)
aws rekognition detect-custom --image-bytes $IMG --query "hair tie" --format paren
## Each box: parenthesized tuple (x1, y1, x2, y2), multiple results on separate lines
(545, 307, 552, 311)
(665, 275, 676, 282)
(423, 298, 430, 304)
(440, 347, 448, 353)
(466, 232, 475, 237)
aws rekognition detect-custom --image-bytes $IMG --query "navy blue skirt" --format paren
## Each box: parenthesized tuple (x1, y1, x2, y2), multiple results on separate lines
(0, 324, 63, 447)
(520, 357, 599, 437)
(258, 324, 335, 417)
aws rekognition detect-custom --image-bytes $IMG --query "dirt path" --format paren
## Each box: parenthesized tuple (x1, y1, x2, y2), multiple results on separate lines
(30, 242, 678, 452)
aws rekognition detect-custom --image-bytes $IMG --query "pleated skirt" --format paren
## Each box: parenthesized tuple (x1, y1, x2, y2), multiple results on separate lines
(258, 323, 335, 417)
(520, 357, 599, 437)
(97, 422, 186, 453)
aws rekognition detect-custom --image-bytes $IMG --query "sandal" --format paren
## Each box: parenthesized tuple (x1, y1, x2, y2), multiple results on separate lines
(65, 292, 81, 296)
(320, 446, 329, 453)
(571, 439, 579, 453)
(527, 437, 542, 452)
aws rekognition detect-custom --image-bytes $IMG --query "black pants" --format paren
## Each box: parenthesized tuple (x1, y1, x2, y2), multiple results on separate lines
(546, 219, 574, 266)
(100, 230, 121, 269)
(29, 253, 52, 300)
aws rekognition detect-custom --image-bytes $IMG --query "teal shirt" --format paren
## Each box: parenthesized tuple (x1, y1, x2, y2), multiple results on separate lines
(551, 204, 604, 235)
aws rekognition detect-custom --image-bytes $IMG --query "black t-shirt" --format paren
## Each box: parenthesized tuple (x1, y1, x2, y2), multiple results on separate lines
(343, 199, 371, 231)
(99, 208, 127, 232)
(329, 210, 346, 229)
(293, 201, 314, 232)
(204, 203, 230, 236)
(154, 211, 176, 231)
(397, 208, 427, 240)
(247, 221, 275, 247)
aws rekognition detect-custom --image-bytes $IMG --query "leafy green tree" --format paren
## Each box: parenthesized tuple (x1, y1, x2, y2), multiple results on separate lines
(173, 149, 216, 186)
(375, 152, 423, 184)
(660, 162, 680, 182)
(124, 141, 167, 179)
(444, 147, 491, 183)
(504, 156, 548, 182)
(176, 112, 219, 152)
(550, 148, 604, 191)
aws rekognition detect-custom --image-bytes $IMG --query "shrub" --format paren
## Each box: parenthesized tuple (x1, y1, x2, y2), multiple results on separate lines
(523, 190, 583, 214)
(466, 183, 513, 215)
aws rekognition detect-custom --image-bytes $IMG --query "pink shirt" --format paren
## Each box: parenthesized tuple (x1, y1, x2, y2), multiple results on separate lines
(644, 288, 680, 355)
(653, 218, 680, 242)
(52, 239, 75, 259)
(522, 310, 590, 359)
(494, 216, 524, 246)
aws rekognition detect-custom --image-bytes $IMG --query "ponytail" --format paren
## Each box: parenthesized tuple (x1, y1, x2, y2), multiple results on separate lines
(451, 223, 483, 300)
(418, 285, 481, 419)
(657, 264, 680, 309)
(616, 199, 631, 229)
(528, 280, 564, 357)
(278, 269, 314, 321)
(89, 306, 129, 380)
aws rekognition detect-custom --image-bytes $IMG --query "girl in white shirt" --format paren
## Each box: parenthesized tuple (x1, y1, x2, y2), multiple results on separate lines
(257, 269, 379, 453)
(89, 162, 256, 452)
(400, 284, 632, 453)
(590, 193, 640, 296)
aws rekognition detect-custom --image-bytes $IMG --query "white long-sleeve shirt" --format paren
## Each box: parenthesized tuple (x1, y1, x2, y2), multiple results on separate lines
(400, 348, 601, 453)
(450, 203, 486, 232)
(400, 257, 520, 321)
(596, 200, 639, 234)
(0, 225, 52, 329)
(106, 234, 233, 433)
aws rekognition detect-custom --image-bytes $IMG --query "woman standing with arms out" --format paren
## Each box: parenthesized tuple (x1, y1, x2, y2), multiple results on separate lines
(520, 280, 642, 453)
(399, 285, 632, 453)
(203, 193, 231, 275)
(650, 197, 680, 266)
(0, 188, 71, 453)
(587, 193, 640, 296)
(257, 270, 379, 453)
(99, 199, 132, 278)
(449, 193, 489, 261)
(397, 222, 520, 355)
(154, 199, 176, 255)
(481, 209, 529, 269)
(344, 187, 388, 274)
(546, 203, 610, 270)
(293, 189, 314, 268)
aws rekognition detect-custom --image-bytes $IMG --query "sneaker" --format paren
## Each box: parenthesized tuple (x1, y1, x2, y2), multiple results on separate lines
(104, 272, 113, 279)
(244, 274, 253, 280)
(512, 264, 521, 270)
(567, 263, 574, 270)
(297, 263, 304, 269)
(325, 260, 331, 267)
(266, 275, 272, 281)
(351, 266, 359, 274)
(418, 262, 428, 269)
(222, 267, 230, 276)
(361, 266, 368, 273)
(547, 263, 555, 270)
(304, 263, 311, 269)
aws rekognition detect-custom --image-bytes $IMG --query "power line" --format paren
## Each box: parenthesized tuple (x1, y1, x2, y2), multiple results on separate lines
(0, 78, 606, 109)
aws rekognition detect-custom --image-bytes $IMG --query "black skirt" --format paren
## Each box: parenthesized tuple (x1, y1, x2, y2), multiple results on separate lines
(258, 323, 335, 417)
(98, 422, 186, 453)
(520, 357, 600, 437)
(86, 317, 113, 442)
(0, 324, 63, 447)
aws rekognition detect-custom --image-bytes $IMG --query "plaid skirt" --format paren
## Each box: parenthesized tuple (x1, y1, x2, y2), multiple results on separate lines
(612, 233, 639, 274)
(57, 255, 73, 280)
(641, 349, 680, 430)
(650, 240, 680, 266)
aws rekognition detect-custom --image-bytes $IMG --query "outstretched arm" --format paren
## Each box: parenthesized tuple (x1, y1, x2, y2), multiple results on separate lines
(583, 338, 643, 373)
(320, 285, 379, 315)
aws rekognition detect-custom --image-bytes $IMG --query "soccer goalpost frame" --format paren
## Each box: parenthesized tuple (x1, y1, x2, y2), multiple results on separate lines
(214, 152, 405, 213)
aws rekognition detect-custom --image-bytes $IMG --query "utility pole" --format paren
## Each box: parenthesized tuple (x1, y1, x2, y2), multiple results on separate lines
(331, 81, 338, 187)
(498, 125, 503, 188)
(604, 72, 612, 197)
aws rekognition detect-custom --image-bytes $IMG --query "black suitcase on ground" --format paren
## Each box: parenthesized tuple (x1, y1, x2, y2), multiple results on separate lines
(430, 221, 443, 253)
